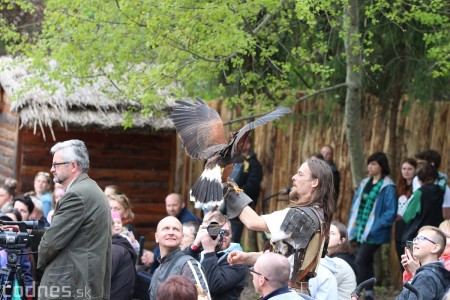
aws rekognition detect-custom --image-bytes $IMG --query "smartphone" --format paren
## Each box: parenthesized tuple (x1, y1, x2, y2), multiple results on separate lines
(405, 241, 414, 254)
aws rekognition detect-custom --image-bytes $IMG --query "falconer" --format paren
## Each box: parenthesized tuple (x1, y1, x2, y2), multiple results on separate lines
(225, 158, 335, 295)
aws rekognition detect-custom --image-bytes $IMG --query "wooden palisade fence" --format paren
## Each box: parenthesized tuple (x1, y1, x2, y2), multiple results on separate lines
(178, 95, 449, 288)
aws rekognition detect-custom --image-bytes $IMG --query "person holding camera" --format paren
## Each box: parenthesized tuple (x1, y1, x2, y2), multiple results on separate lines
(185, 212, 248, 300)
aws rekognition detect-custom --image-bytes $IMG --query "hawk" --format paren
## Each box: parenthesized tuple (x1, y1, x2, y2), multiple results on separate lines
(169, 98, 291, 208)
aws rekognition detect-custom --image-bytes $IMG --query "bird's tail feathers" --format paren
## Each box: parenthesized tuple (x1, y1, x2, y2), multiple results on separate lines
(190, 166, 224, 209)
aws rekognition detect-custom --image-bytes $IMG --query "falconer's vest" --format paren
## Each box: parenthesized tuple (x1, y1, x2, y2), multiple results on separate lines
(266, 205, 326, 294)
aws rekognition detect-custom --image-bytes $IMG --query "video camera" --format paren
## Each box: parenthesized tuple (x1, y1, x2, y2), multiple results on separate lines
(0, 220, 44, 250)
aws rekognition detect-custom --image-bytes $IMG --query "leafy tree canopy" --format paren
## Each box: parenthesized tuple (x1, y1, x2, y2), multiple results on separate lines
(1, 0, 449, 123)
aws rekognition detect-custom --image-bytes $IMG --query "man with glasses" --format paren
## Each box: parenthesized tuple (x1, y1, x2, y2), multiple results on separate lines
(251, 252, 304, 299)
(185, 212, 247, 300)
(38, 139, 111, 300)
(398, 226, 450, 300)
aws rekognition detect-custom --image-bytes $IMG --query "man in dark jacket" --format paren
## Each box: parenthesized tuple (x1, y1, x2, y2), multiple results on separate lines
(228, 137, 263, 243)
(398, 226, 450, 300)
(185, 213, 247, 300)
(148, 193, 201, 274)
(111, 234, 137, 300)
(321, 145, 340, 204)
(148, 216, 209, 300)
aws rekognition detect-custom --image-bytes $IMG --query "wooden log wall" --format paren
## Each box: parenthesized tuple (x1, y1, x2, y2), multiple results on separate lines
(0, 91, 18, 182)
(16, 126, 176, 249)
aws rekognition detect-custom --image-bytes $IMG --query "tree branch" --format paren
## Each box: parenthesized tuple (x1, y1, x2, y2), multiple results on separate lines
(223, 83, 347, 126)
(167, 37, 238, 63)
(252, 13, 272, 35)
(297, 82, 347, 102)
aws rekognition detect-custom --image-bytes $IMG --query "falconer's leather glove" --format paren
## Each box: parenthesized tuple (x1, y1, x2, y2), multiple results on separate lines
(219, 178, 253, 219)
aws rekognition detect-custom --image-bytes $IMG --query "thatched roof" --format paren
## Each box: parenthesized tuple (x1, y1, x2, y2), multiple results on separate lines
(0, 56, 175, 140)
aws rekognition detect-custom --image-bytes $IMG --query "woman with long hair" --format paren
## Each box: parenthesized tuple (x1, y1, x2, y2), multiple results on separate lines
(108, 193, 138, 238)
(327, 221, 357, 300)
(394, 158, 417, 268)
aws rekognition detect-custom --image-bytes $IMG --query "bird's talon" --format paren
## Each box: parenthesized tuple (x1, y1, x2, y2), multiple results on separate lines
(226, 178, 243, 194)
(233, 186, 243, 194)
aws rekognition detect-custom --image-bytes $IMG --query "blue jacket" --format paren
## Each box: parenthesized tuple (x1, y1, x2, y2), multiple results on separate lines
(178, 207, 202, 224)
(348, 176, 397, 244)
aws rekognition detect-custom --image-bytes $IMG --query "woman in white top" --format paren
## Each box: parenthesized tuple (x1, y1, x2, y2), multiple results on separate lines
(327, 222, 357, 300)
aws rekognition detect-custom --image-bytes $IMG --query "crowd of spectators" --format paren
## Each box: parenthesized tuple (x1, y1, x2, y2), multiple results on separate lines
(1, 141, 449, 300)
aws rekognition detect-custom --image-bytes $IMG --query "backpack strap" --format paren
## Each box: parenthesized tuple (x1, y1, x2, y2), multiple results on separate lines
(162, 251, 189, 279)
(186, 260, 211, 300)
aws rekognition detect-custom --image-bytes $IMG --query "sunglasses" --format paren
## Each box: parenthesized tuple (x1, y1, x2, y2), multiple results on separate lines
(219, 229, 231, 237)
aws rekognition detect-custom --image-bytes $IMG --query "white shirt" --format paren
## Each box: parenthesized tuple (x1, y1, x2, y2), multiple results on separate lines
(262, 208, 296, 270)
(308, 261, 338, 300)
(330, 257, 357, 300)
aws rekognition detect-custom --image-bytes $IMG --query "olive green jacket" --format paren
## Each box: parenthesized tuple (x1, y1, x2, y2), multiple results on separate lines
(38, 173, 112, 299)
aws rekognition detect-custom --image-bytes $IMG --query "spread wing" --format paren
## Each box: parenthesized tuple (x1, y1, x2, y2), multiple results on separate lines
(229, 106, 292, 156)
(169, 98, 228, 160)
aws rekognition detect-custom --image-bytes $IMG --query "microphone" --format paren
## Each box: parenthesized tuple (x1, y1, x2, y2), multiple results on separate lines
(280, 188, 290, 195)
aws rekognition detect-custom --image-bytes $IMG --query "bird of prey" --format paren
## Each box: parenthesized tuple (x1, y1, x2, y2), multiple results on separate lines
(169, 98, 291, 208)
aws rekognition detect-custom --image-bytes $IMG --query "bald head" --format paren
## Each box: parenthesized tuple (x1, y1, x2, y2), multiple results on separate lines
(165, 193, 184, 217)
(155, 216, 183, 257)
(254, 252, 291, 291)
(157, 216, 182, 232)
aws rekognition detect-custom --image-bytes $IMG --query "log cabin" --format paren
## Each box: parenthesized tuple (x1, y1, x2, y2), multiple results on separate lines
(0, 56, 182, 249)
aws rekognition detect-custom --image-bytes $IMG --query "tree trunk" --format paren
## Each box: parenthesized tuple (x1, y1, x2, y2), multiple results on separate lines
(343, 0, 365, 187)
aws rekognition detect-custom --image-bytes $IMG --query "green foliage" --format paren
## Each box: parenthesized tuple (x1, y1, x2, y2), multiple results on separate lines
(363, 0, 450, 102)
(1, 0, 449, 120)
(0, 0, 43, 54)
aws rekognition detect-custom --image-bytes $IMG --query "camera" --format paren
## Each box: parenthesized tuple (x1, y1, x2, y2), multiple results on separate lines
(0, 220, 43, 250)
(207, 222, 223, 240)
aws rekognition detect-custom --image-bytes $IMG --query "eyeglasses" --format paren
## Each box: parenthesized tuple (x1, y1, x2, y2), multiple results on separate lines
(249, 267, 269, 281)
(413, 236, 436, 245)
(52, 162, 70, 168)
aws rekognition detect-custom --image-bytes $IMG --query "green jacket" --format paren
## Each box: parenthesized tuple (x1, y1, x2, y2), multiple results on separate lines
(38, 173, 112, 299)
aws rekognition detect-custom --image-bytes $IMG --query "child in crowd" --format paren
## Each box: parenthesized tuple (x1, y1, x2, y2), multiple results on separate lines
(440, 220, 450, 270)
(402, 220, 450, 282)
(112, 211, 140, 255)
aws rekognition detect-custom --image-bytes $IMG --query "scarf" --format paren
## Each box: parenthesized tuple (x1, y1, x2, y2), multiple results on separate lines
(354, 177, 384, 242)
